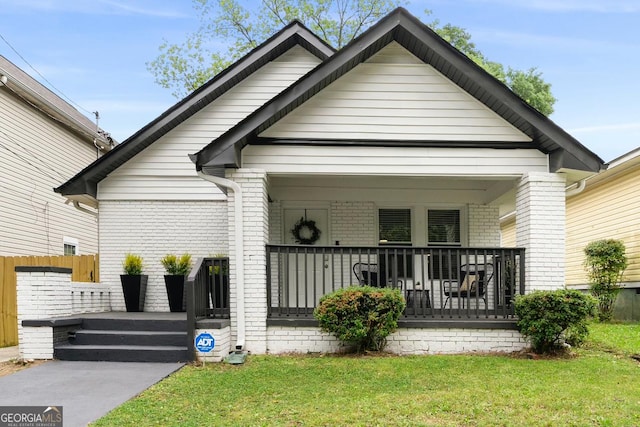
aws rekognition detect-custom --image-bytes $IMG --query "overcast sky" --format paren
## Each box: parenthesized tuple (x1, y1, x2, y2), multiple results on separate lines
(1, 0, 638, 162)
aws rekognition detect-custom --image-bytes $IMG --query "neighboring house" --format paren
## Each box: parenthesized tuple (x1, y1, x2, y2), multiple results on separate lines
(56, 8, 604, 355)
(0, 56, 113, 256)
(502, 147, 640, 320)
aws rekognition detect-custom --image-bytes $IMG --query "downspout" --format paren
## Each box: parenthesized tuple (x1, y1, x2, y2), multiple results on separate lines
(71, 200, 98, 217)
(196, 171, 246, 352)
(565, 179, 587, 197)
(501, 178, 589, 224)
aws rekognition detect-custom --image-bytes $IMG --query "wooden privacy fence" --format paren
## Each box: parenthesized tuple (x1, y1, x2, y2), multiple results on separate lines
(0, 254, 99, 347)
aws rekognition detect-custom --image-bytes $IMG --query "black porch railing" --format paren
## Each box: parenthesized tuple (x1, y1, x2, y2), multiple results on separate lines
(266, 245, 525, 320)
(186, 257, 230, 359)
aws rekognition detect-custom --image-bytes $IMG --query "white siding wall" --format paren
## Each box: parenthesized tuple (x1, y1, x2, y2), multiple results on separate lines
(99, 200, 229, 311)
(99, 46, 321, 201)
(243, 146, 547, 176)
(0, 89, 99, 255)
(260, 42, 531, 142)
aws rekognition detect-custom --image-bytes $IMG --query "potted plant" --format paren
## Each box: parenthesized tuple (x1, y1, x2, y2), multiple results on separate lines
(120, 253, 147, 312)
(161, 253, 192, 312)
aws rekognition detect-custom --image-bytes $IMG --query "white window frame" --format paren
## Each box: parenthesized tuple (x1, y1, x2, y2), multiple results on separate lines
(63, 237, 79, 255)
(376, 207, 414, 245)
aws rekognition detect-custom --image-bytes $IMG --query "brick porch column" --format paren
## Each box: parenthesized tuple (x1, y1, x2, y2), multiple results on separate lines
(226, 169, 269, 354)
(516, 172, 566, 291)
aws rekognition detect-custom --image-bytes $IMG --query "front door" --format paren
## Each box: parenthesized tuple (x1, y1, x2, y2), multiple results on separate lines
(283, 209, 331, 308)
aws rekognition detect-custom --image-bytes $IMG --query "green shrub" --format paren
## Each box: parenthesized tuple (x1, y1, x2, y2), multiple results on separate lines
(122, 253, 144, 275)
(161, 253, 192, 276)
(313, 286, 405, 352)
(584, 239, 627, 321)
(514, 289, 596, 353)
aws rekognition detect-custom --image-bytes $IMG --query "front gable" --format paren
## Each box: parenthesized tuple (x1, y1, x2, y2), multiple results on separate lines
(260, 43, 531, 142)
(192, 8, 603, 175)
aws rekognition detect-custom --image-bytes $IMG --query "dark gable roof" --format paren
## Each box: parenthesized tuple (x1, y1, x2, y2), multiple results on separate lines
(191, 7, 604, 173)
(55, 20, 335, 199)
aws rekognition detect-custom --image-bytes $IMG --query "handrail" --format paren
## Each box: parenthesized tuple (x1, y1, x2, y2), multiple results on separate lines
(185, 257, 205, 361)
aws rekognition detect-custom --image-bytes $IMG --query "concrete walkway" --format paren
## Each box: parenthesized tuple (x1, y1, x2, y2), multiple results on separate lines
(0, 361, 184, 426)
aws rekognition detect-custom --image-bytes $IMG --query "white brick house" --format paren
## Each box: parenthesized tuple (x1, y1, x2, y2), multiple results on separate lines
(55, 9, 604, 356)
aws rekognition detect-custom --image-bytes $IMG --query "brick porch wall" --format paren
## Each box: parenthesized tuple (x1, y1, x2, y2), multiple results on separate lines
(267, 326, 526, 354)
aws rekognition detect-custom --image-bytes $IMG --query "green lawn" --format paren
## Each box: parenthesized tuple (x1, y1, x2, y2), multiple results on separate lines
(93, 323, 640, 427)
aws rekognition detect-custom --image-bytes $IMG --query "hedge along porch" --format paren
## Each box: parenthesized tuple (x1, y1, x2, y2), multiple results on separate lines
(56, 9, 604, 358)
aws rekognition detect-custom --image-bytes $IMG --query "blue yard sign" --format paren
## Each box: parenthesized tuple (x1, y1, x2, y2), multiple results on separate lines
(195, 332, 215, 353)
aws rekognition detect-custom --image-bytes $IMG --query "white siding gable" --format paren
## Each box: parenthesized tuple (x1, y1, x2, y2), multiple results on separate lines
(98, 46, 321, 201)
(260, 42, 531, 142)
(0, 88, 99, 255)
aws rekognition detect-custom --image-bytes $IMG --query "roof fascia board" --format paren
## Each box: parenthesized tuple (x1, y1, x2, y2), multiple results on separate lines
(56, 21, 334, 198)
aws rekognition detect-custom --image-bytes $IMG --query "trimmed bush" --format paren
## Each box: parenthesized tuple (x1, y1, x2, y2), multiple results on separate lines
(313, 286, 405, 352)
(514, 289, 596, 353)
(584, 239, 627, 321)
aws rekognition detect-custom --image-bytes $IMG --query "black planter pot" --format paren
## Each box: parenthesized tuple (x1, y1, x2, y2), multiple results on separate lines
(164, 275, 186, 312)
(120, 275, 148, 312)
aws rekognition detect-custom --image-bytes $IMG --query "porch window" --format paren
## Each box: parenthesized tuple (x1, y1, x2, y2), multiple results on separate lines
(378, 209, 411, 245)
(427, 210, 460, 245)
(378, 209, 412, 281)
(427, 209, 460, 279)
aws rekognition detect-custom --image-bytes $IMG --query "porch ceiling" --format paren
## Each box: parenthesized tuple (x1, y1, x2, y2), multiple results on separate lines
(269, 175, 517, 205)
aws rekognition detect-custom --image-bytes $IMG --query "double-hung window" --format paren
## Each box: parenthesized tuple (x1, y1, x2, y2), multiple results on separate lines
(378, 209, 412, 281)
(427, 209, 461, 279)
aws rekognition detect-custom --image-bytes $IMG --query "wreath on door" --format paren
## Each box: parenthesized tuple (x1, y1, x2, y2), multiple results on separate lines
(291, 216, 321, 245)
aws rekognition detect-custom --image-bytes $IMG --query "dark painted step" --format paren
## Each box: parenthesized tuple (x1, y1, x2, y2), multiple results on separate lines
(71, 330, 187, 347)
(81, 318, 187, 332)
(54, 344, 189, 363)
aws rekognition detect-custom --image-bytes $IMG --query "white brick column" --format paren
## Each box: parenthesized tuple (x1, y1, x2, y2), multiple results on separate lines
(226, 169, 269, 354)
(516, 172, 566, 291)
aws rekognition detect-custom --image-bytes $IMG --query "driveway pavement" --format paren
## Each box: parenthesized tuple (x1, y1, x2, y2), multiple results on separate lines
(0, 361, 184, 426)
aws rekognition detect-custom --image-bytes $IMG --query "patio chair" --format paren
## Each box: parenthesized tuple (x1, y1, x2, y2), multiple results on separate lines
(353, 263, 385, 287)
(443, 263, 493, 308)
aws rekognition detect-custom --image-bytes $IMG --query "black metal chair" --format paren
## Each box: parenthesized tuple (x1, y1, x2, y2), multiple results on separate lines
(443, 263, 492, 308)
(353, 262, 386, 287)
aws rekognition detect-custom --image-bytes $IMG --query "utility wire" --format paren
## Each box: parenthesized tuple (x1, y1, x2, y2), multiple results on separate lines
(0, 125, 68, 182)
(0, 134, 64, 184)
(0, 32, 94, 115)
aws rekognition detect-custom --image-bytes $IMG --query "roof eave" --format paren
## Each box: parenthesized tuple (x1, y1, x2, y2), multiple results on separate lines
(56, 21, 334, 199)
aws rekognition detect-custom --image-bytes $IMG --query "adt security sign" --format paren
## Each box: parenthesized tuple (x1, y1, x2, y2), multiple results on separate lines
(195, 332, 215, 353)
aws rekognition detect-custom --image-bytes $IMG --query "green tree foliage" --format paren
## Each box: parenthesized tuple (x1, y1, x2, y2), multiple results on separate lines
(432, 22, 555, 115)
(148, 0, 556, 116)
(314, 286, 405, 352)
(584, 239, 628, 321)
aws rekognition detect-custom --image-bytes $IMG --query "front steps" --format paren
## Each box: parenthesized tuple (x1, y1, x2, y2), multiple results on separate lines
(54, 314, 189, 363)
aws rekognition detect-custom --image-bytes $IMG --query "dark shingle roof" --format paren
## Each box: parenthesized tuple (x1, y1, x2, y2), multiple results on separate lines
(191, 7, 604, 173)
(55, 20, 335, 199)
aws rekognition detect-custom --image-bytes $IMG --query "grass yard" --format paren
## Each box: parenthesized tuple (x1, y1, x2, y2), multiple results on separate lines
(93, 323, 640, 427)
